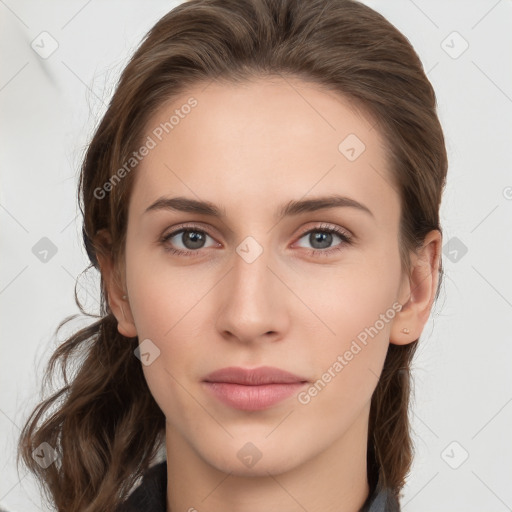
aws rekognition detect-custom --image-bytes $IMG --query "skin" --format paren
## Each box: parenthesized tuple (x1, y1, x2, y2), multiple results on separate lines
(98, 76, 441, 512)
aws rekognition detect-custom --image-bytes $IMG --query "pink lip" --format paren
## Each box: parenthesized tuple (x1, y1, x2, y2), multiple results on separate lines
(203, 366, 309, 411)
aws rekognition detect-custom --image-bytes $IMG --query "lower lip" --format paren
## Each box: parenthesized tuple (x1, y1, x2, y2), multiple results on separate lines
(203, 382, 307, 411)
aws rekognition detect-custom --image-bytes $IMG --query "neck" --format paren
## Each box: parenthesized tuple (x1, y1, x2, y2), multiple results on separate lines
(165, 405, 371, 512)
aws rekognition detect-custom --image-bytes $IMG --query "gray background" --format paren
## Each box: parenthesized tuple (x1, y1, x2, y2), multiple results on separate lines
(1, 0, 511, 510)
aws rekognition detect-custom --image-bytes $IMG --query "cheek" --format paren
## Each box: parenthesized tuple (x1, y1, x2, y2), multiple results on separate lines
(127, 263, 207, 421)
(295, 278, 398, 425)
(298, 253, 401, 387)
(126, 247, 206, 338)
(124, 250, 212, 388)
(297, 254, 400, 335)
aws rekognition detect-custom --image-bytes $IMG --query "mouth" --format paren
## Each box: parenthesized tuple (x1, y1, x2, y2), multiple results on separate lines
(202, 366, 309, 411)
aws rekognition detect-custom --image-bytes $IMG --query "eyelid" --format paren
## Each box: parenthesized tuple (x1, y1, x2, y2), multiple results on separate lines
(161, 221, 219, 239)
(162, 221, 352, 240)
(296, 222, 352, 239)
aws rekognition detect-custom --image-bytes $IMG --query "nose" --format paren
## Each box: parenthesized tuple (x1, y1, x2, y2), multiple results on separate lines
(215, 243, 290, 345)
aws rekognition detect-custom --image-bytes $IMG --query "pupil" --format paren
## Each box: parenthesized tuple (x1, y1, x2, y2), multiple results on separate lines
(311, 232, 332, 249)
(183, 230, 204, 249)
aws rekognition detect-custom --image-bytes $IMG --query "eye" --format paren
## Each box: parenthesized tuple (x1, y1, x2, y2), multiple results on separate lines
(294, 224, 352, 255)
(160, 225, 218, 256)
(160, 222, 353, 258)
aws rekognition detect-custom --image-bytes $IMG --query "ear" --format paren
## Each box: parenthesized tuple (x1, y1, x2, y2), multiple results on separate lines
(94, 229, 138, 338)
(390, 230, 442, 345)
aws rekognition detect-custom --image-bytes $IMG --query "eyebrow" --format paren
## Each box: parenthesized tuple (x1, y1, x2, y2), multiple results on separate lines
(144, 194, 374, 219)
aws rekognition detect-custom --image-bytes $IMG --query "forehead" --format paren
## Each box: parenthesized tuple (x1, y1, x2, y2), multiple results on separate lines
(129, 77, 399, 227)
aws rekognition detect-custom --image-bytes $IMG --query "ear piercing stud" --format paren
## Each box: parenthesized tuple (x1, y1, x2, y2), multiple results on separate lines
(122, 294, 127, 300)
(401, 327, 410, 334)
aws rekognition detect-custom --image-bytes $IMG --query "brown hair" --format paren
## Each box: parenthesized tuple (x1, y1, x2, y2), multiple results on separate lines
(18, 0, 447, 510)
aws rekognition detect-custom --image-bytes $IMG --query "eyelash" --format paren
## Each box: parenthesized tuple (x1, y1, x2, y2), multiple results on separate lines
(159, 223, 353, 258)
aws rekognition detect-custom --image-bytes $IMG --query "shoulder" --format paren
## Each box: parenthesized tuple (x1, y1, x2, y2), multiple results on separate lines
(115, 461, 167, 512)
(360, 482, 401, 512)
(362, 454, 401, 512)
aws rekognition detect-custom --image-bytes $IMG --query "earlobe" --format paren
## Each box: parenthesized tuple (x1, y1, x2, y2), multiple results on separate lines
(115, 294, 138, 338)
(390, 230, 442, 346)
(94, 229, 138, 338)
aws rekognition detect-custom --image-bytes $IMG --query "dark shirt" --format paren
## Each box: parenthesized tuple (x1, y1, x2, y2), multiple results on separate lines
(116, 461, 401, 512)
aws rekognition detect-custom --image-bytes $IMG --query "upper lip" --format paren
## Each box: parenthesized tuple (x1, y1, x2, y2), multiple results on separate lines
(203, 366, 309, 385)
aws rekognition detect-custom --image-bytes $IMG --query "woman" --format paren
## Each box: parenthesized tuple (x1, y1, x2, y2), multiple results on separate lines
(18, 0, 447, 510)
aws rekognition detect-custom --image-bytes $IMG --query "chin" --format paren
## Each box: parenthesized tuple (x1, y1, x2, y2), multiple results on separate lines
(212, 454, 299, 478)
(198, 436, 308, 477)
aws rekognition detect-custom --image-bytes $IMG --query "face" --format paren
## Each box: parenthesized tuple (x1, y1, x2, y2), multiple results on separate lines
(116, 77, 411, 476)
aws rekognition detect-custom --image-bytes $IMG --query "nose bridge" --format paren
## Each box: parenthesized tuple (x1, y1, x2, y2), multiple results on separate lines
(216, 235, 287, 340)
(230, 236, 275, 308)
